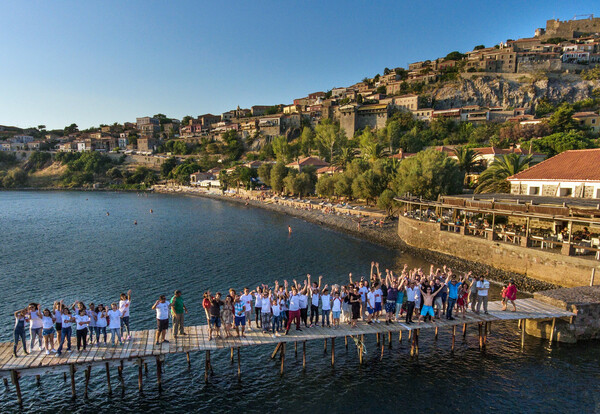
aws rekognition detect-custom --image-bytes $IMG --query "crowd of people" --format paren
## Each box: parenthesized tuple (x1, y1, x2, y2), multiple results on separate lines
(13, 263, 519, 356)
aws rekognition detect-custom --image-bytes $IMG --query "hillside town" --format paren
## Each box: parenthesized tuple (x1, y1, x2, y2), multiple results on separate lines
(1, 15, 600, 201)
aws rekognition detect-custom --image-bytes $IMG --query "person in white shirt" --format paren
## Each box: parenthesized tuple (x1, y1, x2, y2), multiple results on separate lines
(74, 309, 91, 351)
(119, 289, 132, 341)
(28, 303, 43, 351)
(359, 281, 369, 321)
(152, 295, 171, 345)
(366, 287, 376, 324)
(475, 275, 490, 314)
(320, 288, 332, 327)
(308, 275, 322, 327)
(95, 304, 108, 344)
(331, 292, 343, 329)
(107, 303, 123, 346)
(271, 299, 281, 337)
(87, 302, 97, 345)
(241, 287, 254, 330)
(260, 291, 272, 333)
(405, 282, 417, 324)
(56, 308, 74, 356)
(53, 300, 64, 346)
(285, 284, 302, 334)
(373, 283, 383, 323)
(41, 308, 56, 354)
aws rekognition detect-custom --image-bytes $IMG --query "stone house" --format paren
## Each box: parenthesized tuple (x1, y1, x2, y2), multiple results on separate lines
(573, 112, 600, 133)
(286, 156, 329, 172)
(508, 149, 600, 198)
(339, 103, 391, 138)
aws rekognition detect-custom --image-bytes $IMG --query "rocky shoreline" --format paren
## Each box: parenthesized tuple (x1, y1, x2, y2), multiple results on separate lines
(171, 190, 558, 293)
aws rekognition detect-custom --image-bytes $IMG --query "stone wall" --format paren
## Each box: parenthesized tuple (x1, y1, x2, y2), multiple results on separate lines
(397, 215, 596, 287)
(529, 286, 600, 342)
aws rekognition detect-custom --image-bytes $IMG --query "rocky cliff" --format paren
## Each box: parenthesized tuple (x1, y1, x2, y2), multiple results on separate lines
(429, 75, 599, 110)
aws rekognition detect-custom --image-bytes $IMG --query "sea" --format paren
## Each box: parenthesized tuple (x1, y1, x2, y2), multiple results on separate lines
(0, 191, 598, 413)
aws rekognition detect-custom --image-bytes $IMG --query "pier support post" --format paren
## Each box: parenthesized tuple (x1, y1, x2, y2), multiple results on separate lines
(63, 372, 67, 382)
(359, 335, 364, 364)
(144, 362, 148, 374)
(138, 359, 143, 392)
(484, 322, 488, 348)
(376, 333, 380, 346)
(118, 361, 123, 382)
(388, 331, 392, 348)
(186, 352, 191, 369)
(70, 364, 76, 399)
(271, 343, 282, 359)
(295, 341, 298, 357)
(204, 350, 212, 383)
(35, 375, 41, 386)
(11, 371, 21, 407)
(521, 319, 527, 350)
(237, 348, 241, 379)
(280, 343, 286, 375)
(415, 329, 420, 356)
(84, 366, 91, 399)
(478, 323, 483, 350)
(345, 336, 348, 349)
(410, 330, 415, 356)
(435, 326, 438, 340)
(156, 357, 162, 392)
(3, 378, 8, 388)
(105, 362, 112, 395)
(399, 330, 402, 343)
(463, 323, 467, 339)
(331, 338, 335, 367)
(230, 348, 234, 363)
(452, 325, 456, 351)
(302, 341, 306, 369)
(549, 318, 556, 345)
(324, 339, 327, 353)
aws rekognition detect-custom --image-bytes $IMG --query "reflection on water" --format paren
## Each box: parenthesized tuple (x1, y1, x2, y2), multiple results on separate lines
(0, 191, 598, 413)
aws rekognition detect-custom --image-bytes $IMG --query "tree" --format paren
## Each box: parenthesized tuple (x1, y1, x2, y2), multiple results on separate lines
(334, 173, 353, 199)
(315, 119, 344, 162)
(299, 127, 315, 156)
(107, 167, 123, 180)
(64, 123, 78, 135)
(169, 159, 200, 184)
(548, 103, 579, 133)
(37, 125, 46, 131)
(238, 166, 258, 190)
(376, 85, 386, 95)
(445, 51, 465, 61)
(535, 98, 556, 118)
(582, 67, 600, 80)
(161, 156, 178, 178)
(222, 130, 243, 161)
(270, 162, 288, 193)
(27, 151, 51, 171)
(316, 174, 336, 198)
(475, 153, 532, 194)
(283, 169, 298, 195)
(335, 146, 356, 168)
(181, 115, 193, 126)
(272, 135, 291, 163)
(473, 45, 485, 50)
(352, 170, 385, 205)
(392, 149, 463, 199)
(1, 167, 27, 188)
(377, 189, 398, 217)
(529, 131, 594, 157)
(452, 146, 481, 177)
(257, 163, 273, 186)
(383, 67, 391, 75)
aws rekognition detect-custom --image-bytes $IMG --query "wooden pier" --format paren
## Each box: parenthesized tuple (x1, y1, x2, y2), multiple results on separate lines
(0, 298, 573, 405)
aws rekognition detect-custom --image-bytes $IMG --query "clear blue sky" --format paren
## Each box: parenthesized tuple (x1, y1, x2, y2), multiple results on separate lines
(0, 0, 597, 130)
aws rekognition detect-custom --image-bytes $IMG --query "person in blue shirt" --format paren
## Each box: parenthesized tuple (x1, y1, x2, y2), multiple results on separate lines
(445, 271, 465, 320)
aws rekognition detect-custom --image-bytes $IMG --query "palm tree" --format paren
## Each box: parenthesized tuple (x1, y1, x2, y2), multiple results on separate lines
(335, 147, 357, 168)
(475, 153, 533, 194)
(361, 141, 389, 163)
(453, 146, 481, 175)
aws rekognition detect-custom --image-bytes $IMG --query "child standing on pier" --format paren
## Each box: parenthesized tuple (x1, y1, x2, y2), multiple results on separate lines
(502, 279, 518, 312)
(95, 304, 108, 344)
(56, 308, 74, 356)
(234, 294, 247, 338)
(41, 309, 56, 355)
(271, 298, 281, 337)
(119, 290, 132, 341)
(331, 292, 342, 329)
(28, 303, 43, 351)
(261, 291, 272, 334)
(321, 287, 331, 327)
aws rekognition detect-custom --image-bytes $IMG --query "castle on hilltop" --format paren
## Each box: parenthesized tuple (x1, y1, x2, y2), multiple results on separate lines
(536, 14, 600, 39)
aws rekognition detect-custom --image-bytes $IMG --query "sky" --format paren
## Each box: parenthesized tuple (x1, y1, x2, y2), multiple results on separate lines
(0, 0, 598, 130)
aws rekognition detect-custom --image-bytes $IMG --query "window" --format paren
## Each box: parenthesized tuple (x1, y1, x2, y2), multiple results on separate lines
(529, 186, 540, 195)
(559, 188, 573, 197)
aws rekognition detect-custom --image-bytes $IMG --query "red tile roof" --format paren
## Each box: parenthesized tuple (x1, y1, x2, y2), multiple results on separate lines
(287, 156, 330, 168)
(508, 149, 600, 182)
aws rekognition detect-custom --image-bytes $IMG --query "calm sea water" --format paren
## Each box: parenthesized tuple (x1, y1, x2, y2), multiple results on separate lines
(0, 191, 598, 413)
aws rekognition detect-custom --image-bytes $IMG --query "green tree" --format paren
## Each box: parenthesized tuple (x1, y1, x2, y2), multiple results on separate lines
(161, 156, 178, 178)
(1, 167, 27, 188)
(181, 115, 193, 126)
(392, 149, 463, 199)
(315, 174, 336, 198)
(377, 189, 398, 217)
(107, 167, 123, 180)
(335, 146, 357, 168)
(334, 174, 353, 198)
(238, 166, 258, 189)
(169, 159, 200, 185)
(535, 98, 556, 118)
(352, 169, 385, 205)
(222, 130, 243, 161)
(475, 153, 532, 194)
(548, 103, 580, 133)
(63, 123, 78, 135)
(272, 135, 291, 163)
(27, 151, 51, 171)
(445, 51, 465, 61)
(452, 146, 481, 178)
(299, 127, 315, 156)
(529, 131, 594, 157)
(270, 162, 288, 193)
(376, 85, 386, 95)
(257, 163, 273, 186)
(473, 45, 485, 50)
(315, 119, 344, 162)
(582, 67, 600, 80)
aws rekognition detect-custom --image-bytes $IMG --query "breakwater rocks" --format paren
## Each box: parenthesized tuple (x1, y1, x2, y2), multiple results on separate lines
(175, 191, 557, 293)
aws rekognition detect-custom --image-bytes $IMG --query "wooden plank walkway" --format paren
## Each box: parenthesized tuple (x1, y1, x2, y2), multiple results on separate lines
(0, 298, 572, 380)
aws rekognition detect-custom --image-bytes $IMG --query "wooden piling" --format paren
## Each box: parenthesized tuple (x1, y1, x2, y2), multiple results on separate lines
(186, 352, 191, 369)
(144, 362, 148, 374)
(70, 364, 76, 399)
(295, 341, 297, 357)
(549, 318, 556, 344)
(105, 362, 112, 395)
(376, 332, 380, 346)
(399, 330, 402, 343)
(271, 343, 282, 359)
(478, 323, 483, 349)
(35, 374, 40, 385)
(359, 335, 364, 364)
(63, 372, 67, 382)
(435, 326, 438, 340)
(230, 347, 234, 363)
(156, 357, 162, 392)
(415, 329, 420, 356)
(388, 331, 392, 348)
(331, 338, 335, 367)
(521, 319, 526, 349)
(452, 325, 456, 351)
(410, 330, 415, 356)
(11, 370, 21, 407)
(118, 361, 123, 382)
(3, 377, 8, 388)
(280, 343, 286, 375)
(483, 322, 488, 348)
(324, 339, 327, 353)
(204, 350, 211, 383)
(408, 330, 412, 340)
(345, 336, 348, 349)
(302, 341, 306, 369)
(138, 360, 143, 392)
(463, 323, 467, 339)
(237, 348, 241, 379)
(84, 366, 91, 399)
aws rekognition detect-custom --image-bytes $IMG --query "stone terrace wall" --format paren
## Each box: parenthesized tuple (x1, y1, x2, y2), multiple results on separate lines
(397, 215, 596, 288)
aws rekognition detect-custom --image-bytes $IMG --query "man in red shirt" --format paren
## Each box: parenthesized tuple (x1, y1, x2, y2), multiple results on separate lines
(502, 280, 517, 312)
